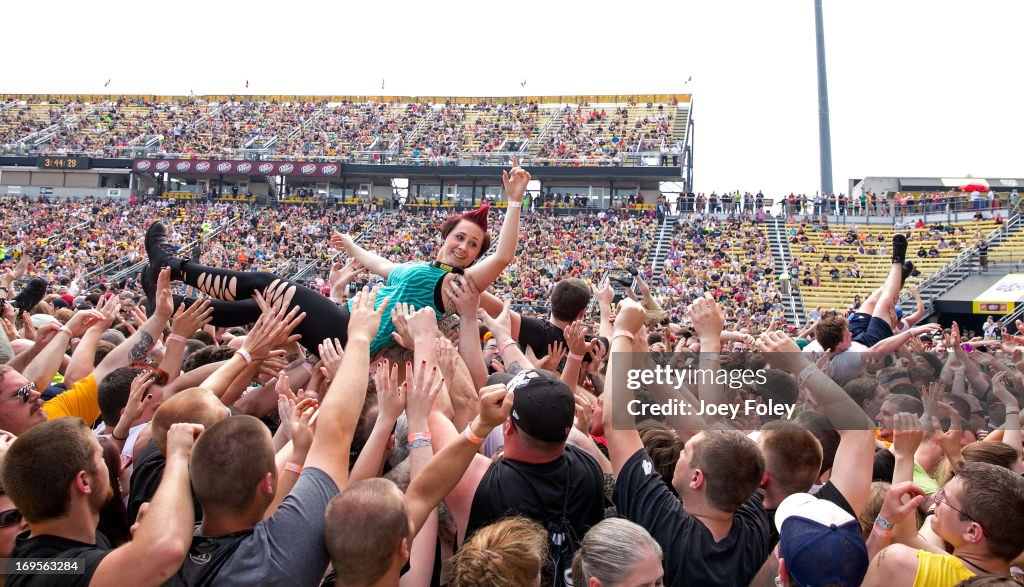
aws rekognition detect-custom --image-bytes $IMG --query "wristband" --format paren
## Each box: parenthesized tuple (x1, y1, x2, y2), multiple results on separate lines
(498, 338, 517, 355)
(464, 426, 484, 446)
(167, 333, 188, 344)
(407, 432, 431, 444)
(872, 525, 892, 540)
(1008, 405, 1020, 414)
(409, 438, 433, 450)
(797, 364, 817, 389)
(568, 352, 585, 362)
(874, 515, 894, 531)
(59, 326, 74, 337)
(330, 296, 343, 304)
(612, 330, 635, 342)
(110, 429, 128, 442)
(507, 201, 523, 209)
(235, 348, 253, 366)
(284, 462, 303, 475)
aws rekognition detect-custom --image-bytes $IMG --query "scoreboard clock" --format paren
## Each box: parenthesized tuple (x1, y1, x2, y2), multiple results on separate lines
(36, 155, 91, 170)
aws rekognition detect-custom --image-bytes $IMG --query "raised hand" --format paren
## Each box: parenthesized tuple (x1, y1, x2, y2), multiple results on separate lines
(406, 359, 444, 425)
(171, 299, 213, 337)
(348, 286, 387, 344)
(591, 281, 613, 306)
(374, 359, 406, 422)
(877, 481, 927, 527)
(564, 321, 596, 357)
(477, 298, 514, 344)
(891, 412, 925, 460)
(687, 293, 724, 341)
(613, 298, 647, 335)
(477, 384, 514, 429)
(501, 157, 531, 202)
(405, 306, 439, 341)
(448, 276, 481, 318)
(317, 338, 344, 381)
(536, 341, 567, 372)
(390, 302, 415, 349)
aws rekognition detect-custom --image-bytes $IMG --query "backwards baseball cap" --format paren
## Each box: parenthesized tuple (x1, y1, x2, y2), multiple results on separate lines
(775, 493, 868, 587)
(504, 369, 575, 443)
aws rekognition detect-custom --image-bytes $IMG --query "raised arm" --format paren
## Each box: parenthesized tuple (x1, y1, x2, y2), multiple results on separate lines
(602, 298, 648, 477)
(304, 287, 389, 489)
(406, 384, 513, 537)
(332, 233, 397, 279)
(92, 423, 203, 586)
(465, 160, 530, 290)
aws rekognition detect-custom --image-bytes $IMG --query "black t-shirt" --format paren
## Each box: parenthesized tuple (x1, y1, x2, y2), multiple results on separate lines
(6, 532, 112, 586)
(128, 440, 203, 525)
(467, 445, 604, 587)
(517, 316, 607, 367)
(613, 448, 772, 587)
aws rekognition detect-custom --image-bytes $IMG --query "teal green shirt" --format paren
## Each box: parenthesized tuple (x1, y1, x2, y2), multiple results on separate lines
(348, 262, 448, 356)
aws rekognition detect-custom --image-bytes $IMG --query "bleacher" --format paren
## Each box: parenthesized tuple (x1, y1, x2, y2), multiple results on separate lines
(790, 221, 999, 313)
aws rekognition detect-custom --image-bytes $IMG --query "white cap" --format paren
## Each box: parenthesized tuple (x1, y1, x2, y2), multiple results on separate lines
(775, 492, 855, 531)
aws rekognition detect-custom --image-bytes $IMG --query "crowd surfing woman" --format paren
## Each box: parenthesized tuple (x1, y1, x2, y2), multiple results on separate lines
(142, 160, 531, 357)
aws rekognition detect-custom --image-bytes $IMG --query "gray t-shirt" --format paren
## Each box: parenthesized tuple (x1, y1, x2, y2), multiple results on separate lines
(176, 466, 339, 586)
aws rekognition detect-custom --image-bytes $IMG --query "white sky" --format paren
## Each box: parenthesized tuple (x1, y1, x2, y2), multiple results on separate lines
(4, 0, 1022, 195)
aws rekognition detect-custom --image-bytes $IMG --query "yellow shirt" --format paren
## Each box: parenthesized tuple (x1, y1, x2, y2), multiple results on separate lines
(913, 551, 975, 587)
(42, 374, 99, 425)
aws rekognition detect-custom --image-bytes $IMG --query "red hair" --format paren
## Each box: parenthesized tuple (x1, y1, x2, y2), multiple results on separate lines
(440, 203, 491, 261)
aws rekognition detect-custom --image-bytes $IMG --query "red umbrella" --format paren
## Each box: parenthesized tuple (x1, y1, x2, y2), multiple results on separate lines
(959, 183, 990, 192)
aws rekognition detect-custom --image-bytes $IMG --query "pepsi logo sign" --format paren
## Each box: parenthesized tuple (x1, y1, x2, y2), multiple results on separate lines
(322, 164, 338, 174)
(155, 161, 170, 171)
(136, 160, 151, 171)
(217, 163, 232, 173)
(236, 163, 252, 173)
(176, 162, 192, 172)
(278, 164, 294, 174)
(196, 162, 211, 172)
(258, 163, 274, 174)
(301, 164, 317, 174)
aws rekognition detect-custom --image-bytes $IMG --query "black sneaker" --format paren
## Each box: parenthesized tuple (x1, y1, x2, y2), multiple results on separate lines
(145, 221, 187, 279)
(140, 263, 158, 317)
(891, 234, 908, 264)
(11, 277, 47, 313)
(901, 261, 921, 285)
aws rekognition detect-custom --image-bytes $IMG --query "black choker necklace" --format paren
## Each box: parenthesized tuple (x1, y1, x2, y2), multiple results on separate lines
(956, 555, 995, 576)
(432, 261, 465, 275)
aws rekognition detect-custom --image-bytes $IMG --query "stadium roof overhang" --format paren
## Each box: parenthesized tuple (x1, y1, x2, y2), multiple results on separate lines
(897, 177, 1024, 191)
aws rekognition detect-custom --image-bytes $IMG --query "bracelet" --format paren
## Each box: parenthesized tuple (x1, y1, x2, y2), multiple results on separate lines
(612, 330, 635, 343)
(464, 426, 484, 446)
(507, 201, 523, 209)
(409, 438, 433, 450)
(110, 429, 128, 442)
(874, 515, 894, 531)
(408, 432, 431, 443)
(59, 326, 74, 337)
(699, 352, 719, 362)
(498, 338, 517, 355)
(872, 525, 892, 540)
(167, 334, 188, 344)
(235, 348, 253, 366)
(797, 364, 817, 389)
(1007, 405, 1020, 414)
(284, 462, 303, 475)
(568, 352, 585, 362)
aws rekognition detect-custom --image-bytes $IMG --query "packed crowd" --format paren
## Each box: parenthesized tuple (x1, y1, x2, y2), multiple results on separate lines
(658, 216, 786, 331)
(1, 98, 684, 167)
(0, 179, 1022, 587)
(534, 104, 676, 165)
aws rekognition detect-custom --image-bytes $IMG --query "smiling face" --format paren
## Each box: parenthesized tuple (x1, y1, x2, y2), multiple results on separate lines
(438, 220, 485, 267)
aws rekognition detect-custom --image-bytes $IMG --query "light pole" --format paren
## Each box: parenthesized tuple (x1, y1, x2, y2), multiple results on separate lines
(814, 0, 834, 196)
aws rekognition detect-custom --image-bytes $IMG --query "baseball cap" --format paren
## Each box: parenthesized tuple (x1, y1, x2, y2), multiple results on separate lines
(775, 493, 869, 587)
(504, 369, 575, 443)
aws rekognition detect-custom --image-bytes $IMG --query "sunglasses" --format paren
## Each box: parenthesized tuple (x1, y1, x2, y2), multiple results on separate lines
(10, 382, 37, 404)
(0, 509, 22, 528)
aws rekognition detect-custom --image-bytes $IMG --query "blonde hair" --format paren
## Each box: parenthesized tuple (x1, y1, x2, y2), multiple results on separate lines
(452, 517, 548, 587)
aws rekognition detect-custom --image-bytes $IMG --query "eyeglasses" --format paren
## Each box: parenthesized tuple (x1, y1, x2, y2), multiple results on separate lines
(933, 485, 985, 531)
(0, 509, 22, 528)
(8, 382, 37, 404)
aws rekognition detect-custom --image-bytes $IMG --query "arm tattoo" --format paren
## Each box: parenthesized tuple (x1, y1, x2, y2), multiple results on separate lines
(506, 361, 523, 375)
(876, 546, 888, 568)
(129, 331, 155, 363)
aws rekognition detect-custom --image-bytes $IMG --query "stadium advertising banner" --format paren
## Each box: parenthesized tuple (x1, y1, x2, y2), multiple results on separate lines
(972, 274, 1024, 314)
(132, 158, 341, 178)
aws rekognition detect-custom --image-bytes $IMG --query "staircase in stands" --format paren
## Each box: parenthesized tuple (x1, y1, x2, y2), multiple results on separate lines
(768, 216, 804, 328)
